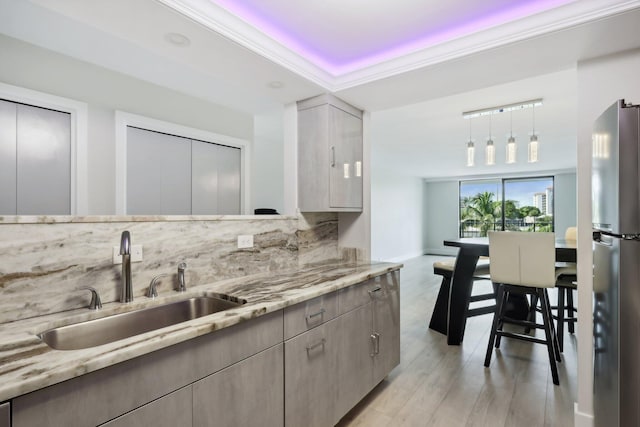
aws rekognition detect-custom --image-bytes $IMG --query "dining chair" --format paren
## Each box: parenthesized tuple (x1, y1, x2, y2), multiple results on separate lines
(428, 257, 495, 334)
(551, 227, 578, 352)
(485, 231, 561, 386)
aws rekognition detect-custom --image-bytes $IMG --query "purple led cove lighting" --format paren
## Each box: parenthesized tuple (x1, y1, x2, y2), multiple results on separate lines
(211, 0, 575, 76)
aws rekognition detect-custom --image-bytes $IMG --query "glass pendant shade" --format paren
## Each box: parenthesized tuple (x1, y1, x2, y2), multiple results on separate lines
(506, 136, 517, 164)
(528, 134, 539, 163)
(485, 139, 495, 165)
(466, 141, 475, 166)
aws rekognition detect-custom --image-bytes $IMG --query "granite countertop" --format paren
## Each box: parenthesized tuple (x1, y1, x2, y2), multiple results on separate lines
(0, 261, 401, 402)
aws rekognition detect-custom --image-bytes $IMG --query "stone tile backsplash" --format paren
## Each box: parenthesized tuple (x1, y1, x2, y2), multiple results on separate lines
(0, 213, 349, 323)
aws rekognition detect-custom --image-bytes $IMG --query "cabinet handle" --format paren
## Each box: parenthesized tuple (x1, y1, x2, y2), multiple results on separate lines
(370, 333, 380, 356)
(368, 287, 382, 296)
(306, 308, 326, 323)
(330, 146, 336, 167)
(306, 338, 326, 353)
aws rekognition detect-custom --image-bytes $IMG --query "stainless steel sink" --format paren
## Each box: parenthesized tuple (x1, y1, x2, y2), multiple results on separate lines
(39, 296, 245, 350)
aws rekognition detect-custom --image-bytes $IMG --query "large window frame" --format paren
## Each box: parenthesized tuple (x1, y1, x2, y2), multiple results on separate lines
(459, 176, 555, 237)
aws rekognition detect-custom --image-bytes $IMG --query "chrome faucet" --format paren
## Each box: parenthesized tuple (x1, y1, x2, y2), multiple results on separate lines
(120, 230, 133, 303)
(177, 262, 187, 292)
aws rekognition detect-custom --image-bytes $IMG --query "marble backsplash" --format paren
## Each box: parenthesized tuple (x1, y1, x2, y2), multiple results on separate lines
(0, 212, 353, 324)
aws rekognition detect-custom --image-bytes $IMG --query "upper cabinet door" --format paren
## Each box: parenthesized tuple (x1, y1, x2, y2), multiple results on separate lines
(329, 105, 363, 209)
(297, 95, 363, 212)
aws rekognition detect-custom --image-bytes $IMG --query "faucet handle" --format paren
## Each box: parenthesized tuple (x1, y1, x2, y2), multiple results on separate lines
(79, 286, 102, 310)
(147, 274, 169, 298)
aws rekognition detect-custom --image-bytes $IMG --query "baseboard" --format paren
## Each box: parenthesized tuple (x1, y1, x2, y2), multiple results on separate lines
(574, 402, 594, 427)
(425, 247, 458, 257)
(384, 250, 428, 263)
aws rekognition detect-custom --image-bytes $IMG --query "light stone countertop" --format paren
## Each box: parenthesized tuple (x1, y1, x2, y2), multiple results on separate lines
(0, 261, 402, 402)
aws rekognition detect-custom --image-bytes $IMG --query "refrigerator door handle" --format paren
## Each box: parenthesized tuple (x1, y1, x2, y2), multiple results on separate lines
(597, 230, 640, 241)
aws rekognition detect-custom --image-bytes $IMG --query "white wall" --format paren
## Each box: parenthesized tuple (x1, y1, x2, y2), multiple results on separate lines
(574, 48, 640, 427)
(253, 109, 285, 214)
(554, 172, 577, 237)
(371, 168, 426, 262)
(0, 34, 253, 214)
(424, 181, 460, 256)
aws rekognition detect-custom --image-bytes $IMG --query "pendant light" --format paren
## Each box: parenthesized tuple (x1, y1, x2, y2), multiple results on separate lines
(506, 110, 517, 164)
(528, 104, 539, 163)
(486, 115, 495, 165)
(466, 118, 474, 167)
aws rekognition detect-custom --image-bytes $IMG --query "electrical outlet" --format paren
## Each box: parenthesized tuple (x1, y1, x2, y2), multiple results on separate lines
(112, 245, 143, 264)
(237, 235, 254, 249)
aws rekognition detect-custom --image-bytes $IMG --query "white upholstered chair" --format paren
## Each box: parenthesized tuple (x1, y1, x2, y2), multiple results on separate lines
(485, 231, 561, 385)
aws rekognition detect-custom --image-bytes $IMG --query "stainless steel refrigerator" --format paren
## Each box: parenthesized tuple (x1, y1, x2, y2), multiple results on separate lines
(592, 99, 640, 427)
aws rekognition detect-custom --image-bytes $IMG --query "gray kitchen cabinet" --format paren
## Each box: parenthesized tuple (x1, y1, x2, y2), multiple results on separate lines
(12, 311, 282, 427)
(99, 386, 192, 427)
(335, 271, 401, 419)
(335, 303, 373, 418)
(0, 402, 9, 427)
(193, 344, 283, 427)
(284, 271, 401, 426)
(297, 94, 363, 212)
(371, 273, 401, 384)
(9, 271, 400, 427)
(284, 320, 339, 427)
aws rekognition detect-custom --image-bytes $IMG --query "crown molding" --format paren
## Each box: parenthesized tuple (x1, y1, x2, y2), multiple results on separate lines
(156, 0, 336, 88)
(158, 0, 640, 92)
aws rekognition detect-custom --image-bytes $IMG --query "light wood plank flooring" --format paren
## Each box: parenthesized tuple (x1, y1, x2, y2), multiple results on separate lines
(337, 255, 577, 427)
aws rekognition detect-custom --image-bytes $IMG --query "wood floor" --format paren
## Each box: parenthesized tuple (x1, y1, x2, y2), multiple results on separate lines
(337, 255, 577, 427)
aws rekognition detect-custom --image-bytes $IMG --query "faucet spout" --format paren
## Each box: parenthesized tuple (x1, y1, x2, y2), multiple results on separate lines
(120, 231, 133, 303)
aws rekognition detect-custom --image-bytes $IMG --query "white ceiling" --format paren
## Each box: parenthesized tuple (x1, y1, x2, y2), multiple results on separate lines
(2, 0, 640, 179)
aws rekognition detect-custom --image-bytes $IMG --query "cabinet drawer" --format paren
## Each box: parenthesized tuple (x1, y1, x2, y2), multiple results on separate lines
(100, 386, 192, 427)
(339, 272, 399, 315)
(284, 292, 338, 339)
(338, 277, 377, 315)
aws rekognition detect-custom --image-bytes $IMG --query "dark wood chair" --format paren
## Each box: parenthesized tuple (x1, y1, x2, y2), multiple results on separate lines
(428, 257, 495, 334)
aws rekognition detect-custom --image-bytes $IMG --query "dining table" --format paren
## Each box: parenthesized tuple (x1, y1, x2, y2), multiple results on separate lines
(434, 237, 577, 345)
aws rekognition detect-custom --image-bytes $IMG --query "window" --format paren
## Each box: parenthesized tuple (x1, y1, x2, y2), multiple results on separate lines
(459, 176, 554, 237)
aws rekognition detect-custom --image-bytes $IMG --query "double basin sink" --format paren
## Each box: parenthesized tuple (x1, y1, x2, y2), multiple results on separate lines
(39, 295, 245, 351)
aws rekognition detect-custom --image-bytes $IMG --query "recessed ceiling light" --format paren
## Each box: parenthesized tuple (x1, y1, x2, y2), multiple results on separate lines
(267, 81, 284, 89)
(164, 32, 191, 47)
